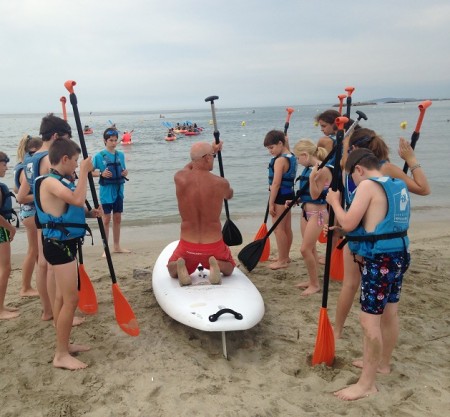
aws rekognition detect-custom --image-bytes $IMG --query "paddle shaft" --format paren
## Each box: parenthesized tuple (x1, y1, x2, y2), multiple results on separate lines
(207, 97, 231, 219)
(402, 100, 432, 173)
(321, 125, 345, 308)
(68, 91, 118, 284)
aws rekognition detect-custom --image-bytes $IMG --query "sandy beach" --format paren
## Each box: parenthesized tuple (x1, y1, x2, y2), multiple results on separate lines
(1, 217, 449, 417)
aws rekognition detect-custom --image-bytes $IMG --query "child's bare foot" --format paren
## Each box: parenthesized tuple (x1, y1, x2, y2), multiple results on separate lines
(334, 326, 343, 340)
(269, 257, 292, 263)
(0, 309, 20, 320)
(269, 260, 289, 270)
(113, 247, 131, 253)
(352, 359, 391, 374)
(208, 256, 221, 285)
(41, 312, 53, 321)
(295, 281, 310, 289)
(20, 288, 39, 297)
(69, 343, 91, 354)
(72, 316, 85, 327)
(334, 383, 378, 401)
(300, 285, 320, 296)
(53, 353, 88, 370)
(4, 305, 19, 312)
(177, 258, 192, 286)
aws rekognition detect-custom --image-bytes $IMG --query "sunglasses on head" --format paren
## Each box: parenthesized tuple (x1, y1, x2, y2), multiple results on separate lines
(105, 130, 119, 138)
(0, 156, 10, 164)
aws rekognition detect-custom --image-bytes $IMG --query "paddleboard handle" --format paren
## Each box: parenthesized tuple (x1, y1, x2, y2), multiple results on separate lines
(209, 308, 243, 322)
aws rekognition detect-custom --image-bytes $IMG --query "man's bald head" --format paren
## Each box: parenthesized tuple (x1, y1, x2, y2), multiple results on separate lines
(190, 142, 213, 161)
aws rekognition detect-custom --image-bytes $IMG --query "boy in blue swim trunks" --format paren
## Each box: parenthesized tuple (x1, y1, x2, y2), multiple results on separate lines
(0, 152, 19, 320)
(92, 128, 130, 254)
(326, 149, 410, 401)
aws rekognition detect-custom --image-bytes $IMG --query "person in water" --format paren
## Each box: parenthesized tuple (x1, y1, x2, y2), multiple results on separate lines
(92, 128, 130, 254)
(34, 139, 100, 369)
(167, 141, 235, 286)
(0, 152, 19, 320)
(327, 149, 411, 401)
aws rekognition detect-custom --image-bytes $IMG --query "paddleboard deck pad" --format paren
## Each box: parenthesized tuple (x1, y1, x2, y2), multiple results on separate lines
(152, 241, 265, 332)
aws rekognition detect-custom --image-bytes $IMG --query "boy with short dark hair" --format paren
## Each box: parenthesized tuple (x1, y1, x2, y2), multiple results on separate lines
(326, 148, 410, 401)
(34, 139, 99, 369)
(92, 128, 130, 254)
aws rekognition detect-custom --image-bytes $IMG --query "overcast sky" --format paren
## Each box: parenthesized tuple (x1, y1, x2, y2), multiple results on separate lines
(1, 0, 449, 113)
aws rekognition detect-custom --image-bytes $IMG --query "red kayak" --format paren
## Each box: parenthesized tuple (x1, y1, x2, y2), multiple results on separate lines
(184, 131, 200, 136)
(83, 129, 93, 135)
(165, 135, 176, 142)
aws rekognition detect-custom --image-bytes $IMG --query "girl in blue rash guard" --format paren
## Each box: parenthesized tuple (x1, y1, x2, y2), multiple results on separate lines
(264, 130, 298, 270)
(334, 128, 430, 339)
(293, 139, 332, 296)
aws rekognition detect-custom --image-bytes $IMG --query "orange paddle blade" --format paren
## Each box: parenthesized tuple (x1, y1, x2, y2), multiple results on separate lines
(112, 283, 140, 336)
(78, 264, 98, 315)
(312, 307, 335, 366)
(330, 244, 344, 282)
(254, 223, 270, 262)
(317, 230, 327, 244)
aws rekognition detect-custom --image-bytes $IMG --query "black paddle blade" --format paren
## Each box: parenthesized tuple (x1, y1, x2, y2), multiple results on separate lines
(222, 219, 243, 246)
(238, 238, 266, 272)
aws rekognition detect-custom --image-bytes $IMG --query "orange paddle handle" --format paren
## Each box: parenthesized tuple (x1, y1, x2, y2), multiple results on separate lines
(338, 94, 346, 115)
(335, 116, 349, 131)
(345, 86, 355, 97)
(415, 100, 432, 133)
(64, 80, 76, 94)
(285, 107, 295, 123)
(60, 96, 67, 121)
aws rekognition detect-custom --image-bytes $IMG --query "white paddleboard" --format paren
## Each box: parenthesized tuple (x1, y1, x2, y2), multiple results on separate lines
(152, 241, 265, 332)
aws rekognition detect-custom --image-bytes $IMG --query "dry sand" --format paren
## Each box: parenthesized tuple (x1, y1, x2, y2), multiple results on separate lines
(1, 218, 449, 417)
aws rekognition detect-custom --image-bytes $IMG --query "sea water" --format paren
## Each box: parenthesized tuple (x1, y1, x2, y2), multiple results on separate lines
(0, 100, 448, 227)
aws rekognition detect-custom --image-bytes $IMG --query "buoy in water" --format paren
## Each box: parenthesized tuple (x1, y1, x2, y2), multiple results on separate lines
(241, 121, 246, 126)
(400, 121, 407, 129)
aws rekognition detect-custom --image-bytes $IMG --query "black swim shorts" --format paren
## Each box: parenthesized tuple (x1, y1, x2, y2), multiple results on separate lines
(43, 237, 79, 266)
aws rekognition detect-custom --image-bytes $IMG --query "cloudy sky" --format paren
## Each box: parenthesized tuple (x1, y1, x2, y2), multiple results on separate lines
(1, 0, 449, 113)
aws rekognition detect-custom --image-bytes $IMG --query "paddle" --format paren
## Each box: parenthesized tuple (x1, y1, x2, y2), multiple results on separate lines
(328, 87, 356, 280)
(60, 97, 67, 121)
(64, 80, 139, 337)
(312, 116, 348, 366)
(329, 108, 368, 279)
(254, 107, 295, 261)
(77, 238, 98, 315)
(239, 146, 337, 272)
(205, 95, 243, 246)
(402, 100, 432, 173)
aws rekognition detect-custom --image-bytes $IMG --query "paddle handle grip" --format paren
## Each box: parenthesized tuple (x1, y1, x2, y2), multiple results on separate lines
(338, 94, 346, 115)
(403, 100, 432, 173)
(345, 86, 355, 119)
(284, 107, 295, 134)
(209, 308, 243, 322)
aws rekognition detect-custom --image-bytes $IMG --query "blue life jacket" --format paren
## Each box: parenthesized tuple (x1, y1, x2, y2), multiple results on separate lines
(296, 166, 328, 204)
(268, 154, 297, 195)
(24, 151, 49, 193)
(0, 182, 14, 221)
(13, 162, 25, 190)
(346, 177, 410, 258)
(344, 173, 357, 208)
(99, 151, 125, 186)
(34, 173, 88, 241)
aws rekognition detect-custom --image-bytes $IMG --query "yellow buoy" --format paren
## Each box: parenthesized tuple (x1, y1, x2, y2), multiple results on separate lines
(241, 121, 246, 126)
(400, 121, 407, 129)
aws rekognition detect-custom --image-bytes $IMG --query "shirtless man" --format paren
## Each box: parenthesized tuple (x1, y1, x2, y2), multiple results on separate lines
(167, 141, 236, 285)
